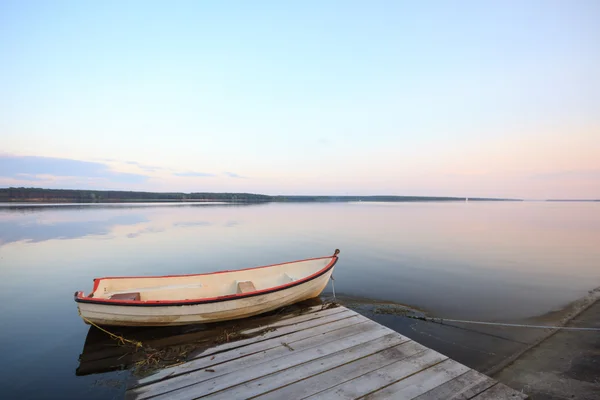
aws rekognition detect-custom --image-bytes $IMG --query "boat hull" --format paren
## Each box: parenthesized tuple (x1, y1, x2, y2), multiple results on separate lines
(76, 267, 333, 326)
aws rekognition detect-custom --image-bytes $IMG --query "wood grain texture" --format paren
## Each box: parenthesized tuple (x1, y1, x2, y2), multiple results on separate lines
(362, 359, 470, 399)
(124, 306, 528, 400)
(254, 340, 428, 400)
(129, 322, 391, 399)
(205, 337, 419, 400)
(412, 370, 497, 400)
(130, 309, 362, 388)
(301, 349, 448, 399)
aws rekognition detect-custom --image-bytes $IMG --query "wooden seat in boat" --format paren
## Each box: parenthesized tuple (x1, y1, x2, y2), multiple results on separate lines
(109, 292, 141, 301)
(236, 281, 256, 294)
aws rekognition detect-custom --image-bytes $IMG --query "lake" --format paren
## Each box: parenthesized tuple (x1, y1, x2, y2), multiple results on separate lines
(0, 201, 599, 399)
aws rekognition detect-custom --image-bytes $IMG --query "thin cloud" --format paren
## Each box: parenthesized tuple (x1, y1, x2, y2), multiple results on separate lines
(224, 172, 247, 179)
(123, 160, 162, 172)
(0, 155, 149, 184)
(173, 171, 215, 177)
(15, 173, 45, 181)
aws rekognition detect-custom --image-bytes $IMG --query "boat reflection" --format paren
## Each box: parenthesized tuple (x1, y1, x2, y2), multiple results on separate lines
(75, 297, 326, 376)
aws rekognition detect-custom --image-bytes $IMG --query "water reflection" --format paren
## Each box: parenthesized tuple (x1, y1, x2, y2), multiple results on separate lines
(0, 214, 147, 245)
(75, 298, 324, 376)
(174, 221, 212, 228)
(0, 202, 250, 212)
(0, 204, 244, 245)
(1, 201, 599, 400)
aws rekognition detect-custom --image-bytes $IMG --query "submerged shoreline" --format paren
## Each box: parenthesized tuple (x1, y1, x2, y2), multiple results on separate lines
(496, 298, 600, 398)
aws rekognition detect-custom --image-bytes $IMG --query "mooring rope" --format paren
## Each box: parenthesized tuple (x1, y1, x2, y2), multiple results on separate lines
(330, 274, 336, 302)
(78, 309, 144, 348)
(408, 316, 600, 331)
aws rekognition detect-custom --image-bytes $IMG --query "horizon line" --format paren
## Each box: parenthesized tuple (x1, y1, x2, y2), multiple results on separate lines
(1, 186, 598, 202)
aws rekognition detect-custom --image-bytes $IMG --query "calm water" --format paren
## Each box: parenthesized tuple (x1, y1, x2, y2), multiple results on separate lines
(0, 201, 599, 399)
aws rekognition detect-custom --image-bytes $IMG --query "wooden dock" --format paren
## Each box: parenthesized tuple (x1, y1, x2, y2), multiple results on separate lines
(125, 305, 528, 399)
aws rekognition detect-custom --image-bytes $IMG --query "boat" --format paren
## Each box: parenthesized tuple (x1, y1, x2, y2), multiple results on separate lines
(74, 249, 340, 326)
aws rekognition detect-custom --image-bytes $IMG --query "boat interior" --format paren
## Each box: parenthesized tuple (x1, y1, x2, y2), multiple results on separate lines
(87, 257, 333, 302)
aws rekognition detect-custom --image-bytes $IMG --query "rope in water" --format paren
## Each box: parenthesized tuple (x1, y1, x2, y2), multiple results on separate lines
(409, 316, 600, 331)
(78, 309, 144, 348)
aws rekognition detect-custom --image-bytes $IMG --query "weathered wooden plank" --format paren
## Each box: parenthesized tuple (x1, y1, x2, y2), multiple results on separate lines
(300, 349, 447, 399)
(363, 359, 470, 399)
(124, 305, 527, 400)
(128, 308, 357, 390)
(204, 336, 420, 400)
(141, 323, 394, 400)
(240, 306, 353, 336)
(412, 370, 497, 400)
(83, 308, 356, 376)
(182, 307, 354, 358)
(470, 382, 528, 399)
(130, 310, 363, 388)
(254, 344, 430, 400)
(129, 321, 392, 399)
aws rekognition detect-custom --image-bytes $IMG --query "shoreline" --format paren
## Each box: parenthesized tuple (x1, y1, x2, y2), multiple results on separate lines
(495, 296, 600, 398)
(487, 286, 600, 376)
(336, 287, 600, 398)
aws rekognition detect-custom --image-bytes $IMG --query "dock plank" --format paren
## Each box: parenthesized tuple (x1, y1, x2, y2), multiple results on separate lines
(254, 341, 429, 400)
(412, 369, 497, 400)
(145, 324, 393, 400)
(129, 321, 392, 399)
(80, 306, 353, 377)
(240, 306, 350, 335)
(187, 306, 353, 357)
(302, 349, 448, 399)
(205, 337, 419, 400)
(124, 306, 529, 400)
(130, 310, 363, 388)
(362, 359, 470, 399)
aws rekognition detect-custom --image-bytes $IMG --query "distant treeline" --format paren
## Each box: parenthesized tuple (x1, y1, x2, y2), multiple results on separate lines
(0, 188, 270, 203)
(271, 195, 515, 202)
(0, 187, 520, 203)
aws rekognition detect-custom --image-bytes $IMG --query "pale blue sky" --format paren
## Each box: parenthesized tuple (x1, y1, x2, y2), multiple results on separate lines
(1, 1, 599, 198)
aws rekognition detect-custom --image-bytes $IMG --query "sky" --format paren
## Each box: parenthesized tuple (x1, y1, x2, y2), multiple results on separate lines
(1, 0, 599, 199)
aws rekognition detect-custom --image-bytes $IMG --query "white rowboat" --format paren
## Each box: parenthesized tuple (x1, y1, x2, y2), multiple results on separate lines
(74, 250, 339, 326)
